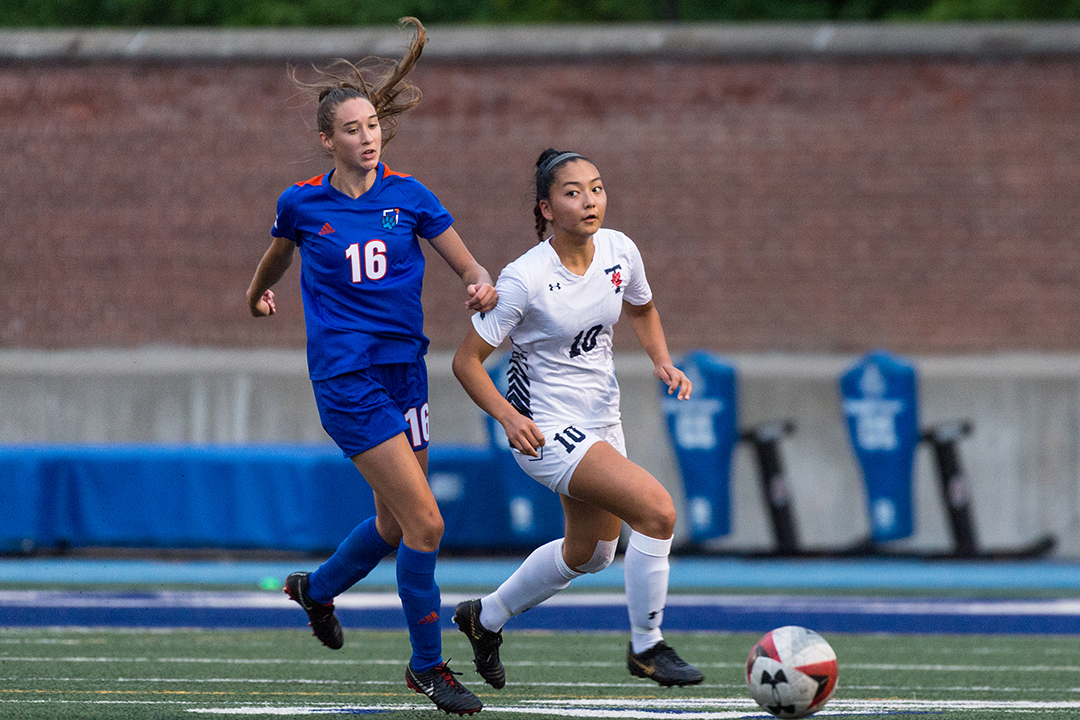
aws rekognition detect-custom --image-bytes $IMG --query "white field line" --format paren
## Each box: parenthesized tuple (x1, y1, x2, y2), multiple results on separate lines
(185, 708, 759, 718)
(0, 675, 741, 690)
(543, 698, 1080, 709)
(4, 697, 1080, 716)
(7, 676, 1080, 693)
(4, 590, 1080, 617)
(174, 697, 1080, 717)
(6, 683, 1080, 716)
(7, 675, 1080, 694)
(6, 654, 1080, 673)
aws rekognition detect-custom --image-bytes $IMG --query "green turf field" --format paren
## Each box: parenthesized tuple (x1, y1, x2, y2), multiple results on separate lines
(2, 626, 1078, 719)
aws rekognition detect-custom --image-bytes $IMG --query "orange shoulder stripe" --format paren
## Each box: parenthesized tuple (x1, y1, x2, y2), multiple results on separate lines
(296, 174, 325, 187)
(382, 165, 412, 179)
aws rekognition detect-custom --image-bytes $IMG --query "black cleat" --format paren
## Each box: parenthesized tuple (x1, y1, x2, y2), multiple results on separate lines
(627, 641, 704, 687)
(284, 572, 343, 650)
(453, 599, 506, 689)
(406, 661, 483, 715)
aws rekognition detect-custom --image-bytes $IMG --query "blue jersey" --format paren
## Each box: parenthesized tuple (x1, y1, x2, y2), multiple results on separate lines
(272, 164, 454, 380)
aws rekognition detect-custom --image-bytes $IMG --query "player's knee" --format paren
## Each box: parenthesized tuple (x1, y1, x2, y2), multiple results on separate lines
(574, 538, 618, 574)
(638, 493, 676, 540)
(406, 512, 443, 552)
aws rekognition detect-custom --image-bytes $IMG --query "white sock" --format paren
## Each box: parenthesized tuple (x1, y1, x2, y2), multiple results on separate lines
(480, 538, 581, 632)
(624, 529, 672, 655)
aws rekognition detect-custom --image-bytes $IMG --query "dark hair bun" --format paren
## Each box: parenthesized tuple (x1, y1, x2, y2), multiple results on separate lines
(535, 148, 561, 168)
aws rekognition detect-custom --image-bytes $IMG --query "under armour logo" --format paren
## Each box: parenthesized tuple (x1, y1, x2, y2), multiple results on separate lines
(549, 283, 561, 291)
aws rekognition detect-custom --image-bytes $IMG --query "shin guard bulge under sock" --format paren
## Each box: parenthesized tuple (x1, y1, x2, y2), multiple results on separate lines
(397, 544, 443, 671)
(624, 529, 672, 654)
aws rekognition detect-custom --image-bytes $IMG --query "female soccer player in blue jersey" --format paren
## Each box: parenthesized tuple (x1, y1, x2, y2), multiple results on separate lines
(450, 149, 703, 691)
(245, 18, 492, 716)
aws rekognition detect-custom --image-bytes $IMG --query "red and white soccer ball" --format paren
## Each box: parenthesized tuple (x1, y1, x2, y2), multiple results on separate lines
(746, 625, 839, 719)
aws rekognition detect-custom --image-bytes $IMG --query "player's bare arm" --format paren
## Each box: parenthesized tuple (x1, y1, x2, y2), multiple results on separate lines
(246, 237, 295, 317)
(426, 226, 498, 312)
(623, 299, 691, 400)
(452, 328, 545, 456)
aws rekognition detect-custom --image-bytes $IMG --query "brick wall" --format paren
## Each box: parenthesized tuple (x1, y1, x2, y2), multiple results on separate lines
(3, 54, 1079, 353)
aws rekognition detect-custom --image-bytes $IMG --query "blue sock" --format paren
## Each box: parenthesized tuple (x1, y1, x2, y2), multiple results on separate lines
(308, 517, 395, 603)
(396, 544, 442, 671)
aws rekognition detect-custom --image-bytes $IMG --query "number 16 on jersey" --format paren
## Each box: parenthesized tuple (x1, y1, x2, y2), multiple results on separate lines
(346, 240, 388, 283)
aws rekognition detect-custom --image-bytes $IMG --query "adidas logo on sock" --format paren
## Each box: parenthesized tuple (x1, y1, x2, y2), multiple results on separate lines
(318, 222, 335, 235)
(417, 611, 440, 625)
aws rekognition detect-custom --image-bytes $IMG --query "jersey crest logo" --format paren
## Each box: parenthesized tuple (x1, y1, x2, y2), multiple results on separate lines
(381, 208, 399, 230)
(605, 264, 623, 294)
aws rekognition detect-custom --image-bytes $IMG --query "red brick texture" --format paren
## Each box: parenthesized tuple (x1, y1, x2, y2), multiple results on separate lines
(2, 57, 1078, 353)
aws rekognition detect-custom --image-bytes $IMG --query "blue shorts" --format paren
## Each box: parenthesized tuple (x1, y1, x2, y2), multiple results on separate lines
(312, 359, 430, 458)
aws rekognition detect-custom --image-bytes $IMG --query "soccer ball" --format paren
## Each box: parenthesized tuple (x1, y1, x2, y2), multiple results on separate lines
(746, 625, 838, 719)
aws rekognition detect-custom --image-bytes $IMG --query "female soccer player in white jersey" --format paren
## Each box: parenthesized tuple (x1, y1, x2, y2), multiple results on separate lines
(451, 149, 704, 689)
(245, 18, 492, 716)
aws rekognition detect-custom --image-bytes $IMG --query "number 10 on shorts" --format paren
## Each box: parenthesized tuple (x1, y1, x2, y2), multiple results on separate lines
(553, 425, 586, 453)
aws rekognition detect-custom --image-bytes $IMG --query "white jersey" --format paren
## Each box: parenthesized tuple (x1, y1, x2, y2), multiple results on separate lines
(472, 227, 653, 430)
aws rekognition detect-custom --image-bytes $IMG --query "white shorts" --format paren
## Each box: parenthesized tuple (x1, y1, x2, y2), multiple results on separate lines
(513, 422, 626, 495)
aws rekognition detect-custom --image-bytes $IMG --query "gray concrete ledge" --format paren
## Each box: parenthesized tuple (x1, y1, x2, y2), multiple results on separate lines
(6, 347, 1080, 379)
(3, 348, 1079, 556)
(2, 22, 1080, 61)
(0, 347, 309, 376)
